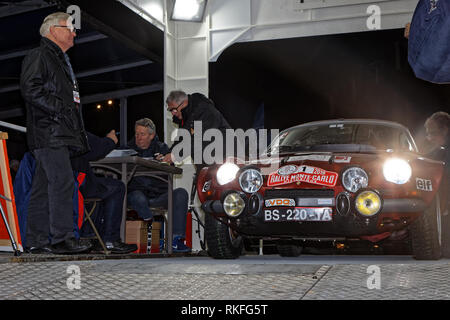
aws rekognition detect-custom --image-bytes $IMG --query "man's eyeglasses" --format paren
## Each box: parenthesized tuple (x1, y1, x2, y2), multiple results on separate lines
(167, 101, 184, 113)
(53, 25, 75, 32)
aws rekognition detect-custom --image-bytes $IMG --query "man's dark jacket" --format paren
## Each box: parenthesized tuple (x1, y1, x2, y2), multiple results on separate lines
(127, 135, 170, 197)
(20, 37, 89, 156)
(71, 132, 117, 197)
(171, 93, 231, 162)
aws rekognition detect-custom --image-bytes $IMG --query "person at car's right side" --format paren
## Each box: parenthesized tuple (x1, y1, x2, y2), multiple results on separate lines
(424, 111, 449, 176)
(424, 111, 450, 257)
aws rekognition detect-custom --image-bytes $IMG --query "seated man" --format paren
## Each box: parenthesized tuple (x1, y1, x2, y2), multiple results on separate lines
(71, 130, 137, 254)
(127, 118, 190, 253)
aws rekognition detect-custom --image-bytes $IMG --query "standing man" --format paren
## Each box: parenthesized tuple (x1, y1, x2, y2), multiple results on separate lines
(127, 118, 190, 253)
(20, 12, 91, 254)
(162, 90, 232, 166)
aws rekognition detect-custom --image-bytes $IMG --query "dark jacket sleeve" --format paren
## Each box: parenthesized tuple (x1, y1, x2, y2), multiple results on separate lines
(156, 140, 170, 155)
(84, 132, 116, 162)
(20, 51, 64, 115)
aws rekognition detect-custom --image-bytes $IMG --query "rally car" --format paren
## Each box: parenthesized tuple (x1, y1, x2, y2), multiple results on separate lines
(197, 119, 448, 260)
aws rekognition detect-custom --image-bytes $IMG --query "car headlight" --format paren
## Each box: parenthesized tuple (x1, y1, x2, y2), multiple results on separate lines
(216, 163, 240, 185)
(383, 158, 411, 184)
(223, 193, 245, 217)
(355, 190, 382, 217)
(239, 169, 263, 193)
(342, 167, 369, 193)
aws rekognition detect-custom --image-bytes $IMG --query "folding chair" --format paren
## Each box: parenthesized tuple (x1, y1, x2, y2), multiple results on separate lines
(151, 207, 168, 252)
(84, 198, 109, 254)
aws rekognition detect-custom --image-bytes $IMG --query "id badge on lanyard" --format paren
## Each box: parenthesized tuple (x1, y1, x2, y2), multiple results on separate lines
(73, 82, 80, 104)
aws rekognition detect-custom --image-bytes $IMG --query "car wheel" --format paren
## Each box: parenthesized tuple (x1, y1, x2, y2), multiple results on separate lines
(441, 213, 450, 258)
(439, 187, 450, 258)
(205, 214, 243, 259)
(276, 243, 303, 257)
(411, 195, 442, 260)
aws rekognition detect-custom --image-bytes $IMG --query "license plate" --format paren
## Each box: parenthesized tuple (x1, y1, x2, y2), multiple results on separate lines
(264, 207, 333, 222)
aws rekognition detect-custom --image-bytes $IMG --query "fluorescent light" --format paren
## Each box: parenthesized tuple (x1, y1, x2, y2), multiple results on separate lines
(171, 0, 207, 22)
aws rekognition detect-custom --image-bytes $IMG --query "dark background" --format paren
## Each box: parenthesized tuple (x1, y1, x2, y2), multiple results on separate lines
(2, 1, 450, 164)
(210, 28, 450, 154)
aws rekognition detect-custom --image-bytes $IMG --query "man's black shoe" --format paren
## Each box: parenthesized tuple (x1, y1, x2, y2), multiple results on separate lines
(51, 238, 92, 255)
(106, 241, 137, 254)
(88, 239, 110, 254)
(25, 245, 53, 254)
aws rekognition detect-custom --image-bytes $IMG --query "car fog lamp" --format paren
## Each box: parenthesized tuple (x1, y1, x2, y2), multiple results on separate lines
(239, 169, 263, 193)
(342, 167, 369, 193)
(223, 193, 245, 217)
(383, 158, 411, 184)
(216, 163, 240, 185)
(355, 190, 382, 217)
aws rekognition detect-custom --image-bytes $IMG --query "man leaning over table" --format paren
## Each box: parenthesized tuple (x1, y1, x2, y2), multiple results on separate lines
(127, 118, 191, 253)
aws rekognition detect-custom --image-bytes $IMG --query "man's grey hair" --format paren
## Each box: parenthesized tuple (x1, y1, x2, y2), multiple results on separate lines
(135, 118, 156, 135)
(166, 90, 187, 105)
(39, 12, 72, 37)
(425, 111, 450, 130)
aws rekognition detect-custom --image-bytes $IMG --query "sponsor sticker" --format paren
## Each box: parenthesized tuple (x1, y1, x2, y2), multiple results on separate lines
(268, 165, 338, 187)
(202, 180, 211, 192)
(249, 157, 280, 165)
(265, 198, 296, 207)
(278, 165, 297, 175)
(416, 178, 432, 191)
(318, 198, 333, 205)
(333, 156, 351, 163)
(288, 155, 331, 162)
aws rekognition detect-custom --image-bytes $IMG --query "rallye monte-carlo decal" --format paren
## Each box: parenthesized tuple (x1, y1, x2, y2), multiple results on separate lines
(267, 164, 338, 187)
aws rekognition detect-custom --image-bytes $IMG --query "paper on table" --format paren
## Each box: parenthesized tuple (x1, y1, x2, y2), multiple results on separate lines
(105, 149, 138, 158)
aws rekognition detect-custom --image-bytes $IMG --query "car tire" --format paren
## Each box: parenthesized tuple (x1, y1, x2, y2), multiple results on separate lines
(205, 214, 243, 259)
(276, 243, 303, 257)
(411, 195, 442, 260)
(442, 213, 450, 258)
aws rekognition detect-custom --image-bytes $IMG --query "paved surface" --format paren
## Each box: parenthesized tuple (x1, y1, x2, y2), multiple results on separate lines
(0, 252, 449, 300)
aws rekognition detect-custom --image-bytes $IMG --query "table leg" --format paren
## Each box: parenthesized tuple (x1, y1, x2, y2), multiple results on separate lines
(120, 162, 127, 241)
(168, 173, 173, 254)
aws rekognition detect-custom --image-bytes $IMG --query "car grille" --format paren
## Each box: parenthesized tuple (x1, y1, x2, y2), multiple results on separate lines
(264, 189, 335, 198)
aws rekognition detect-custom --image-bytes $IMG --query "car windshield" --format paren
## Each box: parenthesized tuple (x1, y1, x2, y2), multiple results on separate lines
(268, 123, 417, 154)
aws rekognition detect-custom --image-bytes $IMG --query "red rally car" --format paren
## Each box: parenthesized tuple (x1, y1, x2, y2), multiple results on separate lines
(196, 119, 449, 260)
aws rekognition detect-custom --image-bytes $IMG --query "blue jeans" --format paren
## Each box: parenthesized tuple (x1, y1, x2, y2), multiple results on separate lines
(127, 188, 188, 237)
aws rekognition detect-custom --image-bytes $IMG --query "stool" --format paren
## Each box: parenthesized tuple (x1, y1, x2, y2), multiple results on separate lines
(84, 198, 109, 254)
